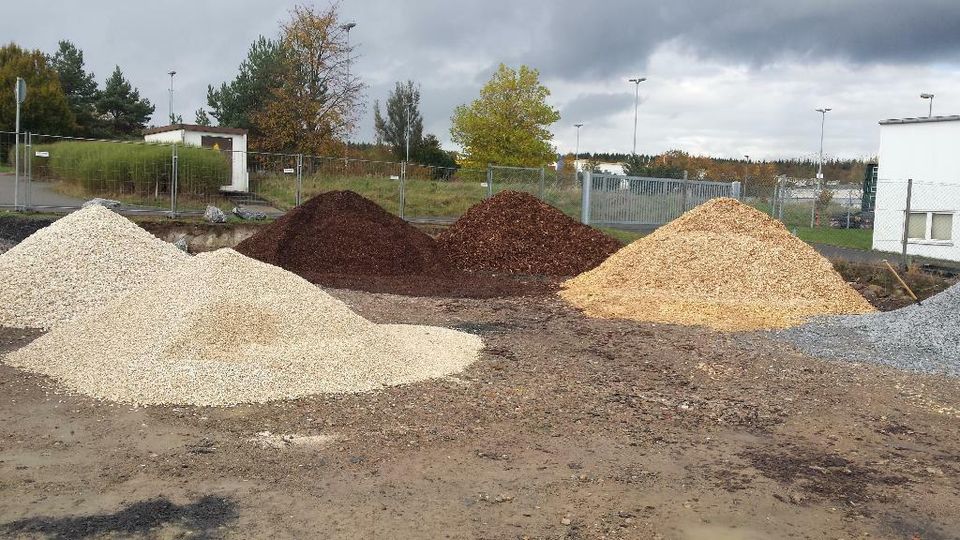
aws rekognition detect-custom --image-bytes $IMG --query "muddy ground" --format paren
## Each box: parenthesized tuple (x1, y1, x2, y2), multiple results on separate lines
(1, 291, 958, 539)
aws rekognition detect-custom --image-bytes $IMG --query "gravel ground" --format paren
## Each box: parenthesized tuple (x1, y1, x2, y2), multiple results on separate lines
(775, 282, 960, 375)
(561, 198, 874, 331)
(6, 249, 482, 406)
(0, 206, 188, 329)
(1, 291, 958, 538)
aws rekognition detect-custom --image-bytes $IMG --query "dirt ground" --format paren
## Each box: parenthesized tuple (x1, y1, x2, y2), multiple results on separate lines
(1, 290, 958, 539)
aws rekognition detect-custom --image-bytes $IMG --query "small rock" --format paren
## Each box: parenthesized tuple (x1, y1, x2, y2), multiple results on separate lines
(561, 518, 572, 526)
(204, 205, 227, 223)
(926, 466, 944, 476)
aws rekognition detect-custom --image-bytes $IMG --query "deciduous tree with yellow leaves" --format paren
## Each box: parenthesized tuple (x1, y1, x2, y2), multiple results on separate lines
(252, 4, 365, 154)
(450, 64, 560, 168)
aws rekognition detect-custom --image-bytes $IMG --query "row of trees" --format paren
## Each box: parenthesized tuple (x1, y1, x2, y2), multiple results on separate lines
(0, 41, 155, 138)
(565, 150, 869, 185)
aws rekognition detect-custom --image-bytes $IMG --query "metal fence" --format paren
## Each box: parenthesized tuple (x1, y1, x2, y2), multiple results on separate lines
(871, 178, 960, 267)
(3, 131, 744, 230)
(580, 171, 738, 227)
(764, 179, 867, 231)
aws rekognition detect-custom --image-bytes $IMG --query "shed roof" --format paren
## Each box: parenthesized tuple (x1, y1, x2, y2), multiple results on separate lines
(879, 115, 960, 126)
(143, 123, 248, 136)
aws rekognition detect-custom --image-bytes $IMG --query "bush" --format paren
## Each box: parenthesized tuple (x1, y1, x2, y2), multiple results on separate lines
(28, 141, 230, 198)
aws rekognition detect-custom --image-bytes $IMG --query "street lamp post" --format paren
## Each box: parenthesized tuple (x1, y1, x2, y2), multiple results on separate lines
(341, 22, 357, 164)
(628, 77, 646, 155)
(813, 107, 832, 227)
(921, 93, 934, 117)
(815, 108, 831, 180)
(168, 71, 176, 124)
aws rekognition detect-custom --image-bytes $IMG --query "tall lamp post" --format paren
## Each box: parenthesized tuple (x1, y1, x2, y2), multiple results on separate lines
(573, 123, 583, 181)
(813, 107, 831, 227)
(628, 77, 646, 155)
(167, 70, 176, 124)
(341, 22, 357, 164)
(921, 93, 934, 117)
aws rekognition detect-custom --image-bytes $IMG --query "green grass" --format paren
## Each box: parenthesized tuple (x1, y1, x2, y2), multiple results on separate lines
(0, 164, 12, 174)
(252, 173, 584, 219)
(795, 227, 873, 251)
(599, 227, 645, 245)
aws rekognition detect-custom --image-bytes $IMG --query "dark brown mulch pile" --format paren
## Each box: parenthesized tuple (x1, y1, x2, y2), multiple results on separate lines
(437, 190, 622, 276)
(236, 190, 445, 276)
(235, 190, 554, 298)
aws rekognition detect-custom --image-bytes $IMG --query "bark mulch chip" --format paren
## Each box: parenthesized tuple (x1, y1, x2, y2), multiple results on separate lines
(437, 190, 621, 276)
(235, 190, 555, 298)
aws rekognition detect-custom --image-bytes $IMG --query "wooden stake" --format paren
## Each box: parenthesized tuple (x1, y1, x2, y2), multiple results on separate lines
(883, 259, 921, 305)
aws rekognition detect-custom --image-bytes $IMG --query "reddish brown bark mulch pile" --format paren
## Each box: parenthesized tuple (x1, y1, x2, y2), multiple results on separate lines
(236, 190, 444, 277)
(235, 190, 554, 298)
(437, 190, 622, 276)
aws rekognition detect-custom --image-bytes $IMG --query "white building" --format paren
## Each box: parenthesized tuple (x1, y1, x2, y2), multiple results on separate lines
(873, 115, 960, 261)
(144, 124, 249, 192)
(571, 159, 627, 176)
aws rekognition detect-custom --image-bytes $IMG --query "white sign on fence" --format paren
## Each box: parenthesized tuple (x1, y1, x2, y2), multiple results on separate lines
(282, 168, 295, 174)
(35, 151, 49, 158)
(390, 175, 400, 180)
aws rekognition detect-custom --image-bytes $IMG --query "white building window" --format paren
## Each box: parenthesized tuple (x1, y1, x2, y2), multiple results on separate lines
(907, 211, 953, 242)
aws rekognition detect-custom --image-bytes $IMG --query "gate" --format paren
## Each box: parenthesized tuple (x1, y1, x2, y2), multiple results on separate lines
(581, 171, 738, 226)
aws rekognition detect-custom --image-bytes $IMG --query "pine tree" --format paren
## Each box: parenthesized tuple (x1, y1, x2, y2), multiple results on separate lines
(96, 66, 154, 137)
(49, 40, 100, 136)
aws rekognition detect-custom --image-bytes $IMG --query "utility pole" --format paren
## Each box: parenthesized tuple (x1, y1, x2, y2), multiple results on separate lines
(573, 123, 583, 183)
(168, 71, 176, 124)
(628, 77, 646, 155)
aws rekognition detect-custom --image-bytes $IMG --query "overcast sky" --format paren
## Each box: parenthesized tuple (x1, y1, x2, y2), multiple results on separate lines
(4, 0, 960, 160)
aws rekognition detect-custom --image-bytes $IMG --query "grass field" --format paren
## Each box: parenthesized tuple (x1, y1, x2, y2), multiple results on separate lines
(795, 227, 873, 251)
(252, 174, 583, 218)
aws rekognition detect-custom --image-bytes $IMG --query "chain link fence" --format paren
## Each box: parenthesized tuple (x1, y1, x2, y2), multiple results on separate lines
(872, 178, 960, 267)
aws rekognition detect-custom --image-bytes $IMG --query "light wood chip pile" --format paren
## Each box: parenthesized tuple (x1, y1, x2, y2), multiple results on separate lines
(5, 249, 482, 406)
(0, 206, 188, 329)
(559, 198, 874, 331)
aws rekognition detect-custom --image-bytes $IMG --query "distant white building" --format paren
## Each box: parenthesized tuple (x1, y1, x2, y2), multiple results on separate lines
(873, 115, 960, 261)
(144, 124, 249, 192)
(572, 159, 626, 176)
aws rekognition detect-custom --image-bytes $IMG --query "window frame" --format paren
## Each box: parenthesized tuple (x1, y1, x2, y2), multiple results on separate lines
(906, 210, 954, 245)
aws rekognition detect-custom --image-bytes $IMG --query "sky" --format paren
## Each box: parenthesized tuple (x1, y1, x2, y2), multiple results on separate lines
(3, 0, 960, 161)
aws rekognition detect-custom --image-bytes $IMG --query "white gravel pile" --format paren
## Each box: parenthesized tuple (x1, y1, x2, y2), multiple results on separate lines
(0, 206, 188, 329)
(5, 249, 483, 406)
(777, 282, 960, 375)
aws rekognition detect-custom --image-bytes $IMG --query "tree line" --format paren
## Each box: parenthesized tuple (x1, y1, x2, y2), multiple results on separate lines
(0, 41, 154, 139)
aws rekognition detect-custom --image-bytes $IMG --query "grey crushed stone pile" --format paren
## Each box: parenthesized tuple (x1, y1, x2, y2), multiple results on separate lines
(5, 249, 483, 406)
(776, 283, 960, 376)
(0, 206, 189, 329)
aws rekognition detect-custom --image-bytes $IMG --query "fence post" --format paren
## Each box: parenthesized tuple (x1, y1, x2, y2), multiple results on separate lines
(901, 178, 913, 270)
(539, 167, 545, 199)
(399, 161, 406, 220)
(581, 170, 592, 225)
(486, 164, 493, 199)
(730, 181, 742, 200)
(846, 186, 852, 229)
(170, 144, 179, 218)
(681, 170, 689, 213)
(25, 132, 32, 210)
(295, 153, 303, 206)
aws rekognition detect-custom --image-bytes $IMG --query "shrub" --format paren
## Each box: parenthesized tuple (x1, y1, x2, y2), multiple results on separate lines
(28, 141, 229, 198)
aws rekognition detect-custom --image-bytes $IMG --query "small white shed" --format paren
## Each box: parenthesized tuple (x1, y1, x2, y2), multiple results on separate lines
(873, 116, 960, 261)
(143, 124, 249, 192)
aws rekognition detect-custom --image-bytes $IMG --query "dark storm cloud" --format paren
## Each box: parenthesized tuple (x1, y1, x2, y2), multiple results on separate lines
(2, 0, 959, 156)
(524, 0, 960, 79)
